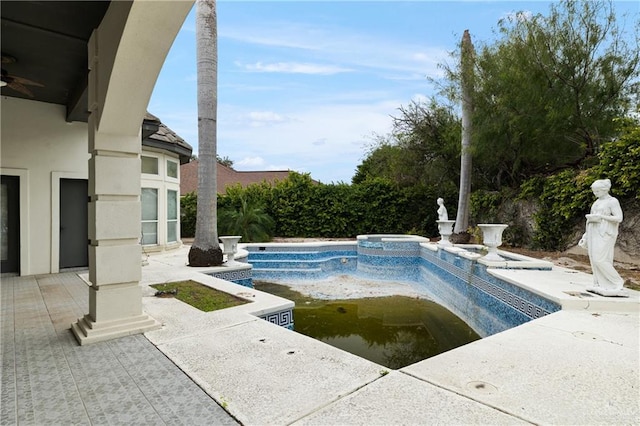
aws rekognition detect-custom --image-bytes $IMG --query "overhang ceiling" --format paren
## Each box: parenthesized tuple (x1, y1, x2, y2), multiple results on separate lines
(1, 1, 111, 122)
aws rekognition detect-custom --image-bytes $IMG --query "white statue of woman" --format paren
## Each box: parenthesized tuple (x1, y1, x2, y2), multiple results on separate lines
(437, 198, 448, 221)
(578, 179, 626, 297)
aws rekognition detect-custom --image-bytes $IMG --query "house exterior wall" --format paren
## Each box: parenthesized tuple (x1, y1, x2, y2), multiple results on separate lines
(1, 96, 184, 275)
(1, 97, 89, 275)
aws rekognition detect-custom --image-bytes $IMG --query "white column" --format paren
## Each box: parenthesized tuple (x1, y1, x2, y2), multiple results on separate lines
(71, 26, 159, 346)
(71, 120, 160, 345)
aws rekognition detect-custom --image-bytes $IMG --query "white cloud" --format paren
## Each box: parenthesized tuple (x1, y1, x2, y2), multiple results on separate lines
(236, 156, 266, 167)
(266, 164, 291, 171)
(221, 81, 284, 92)
(220, 19, 448, 80)
(248, 111, 286, 122)
(501, 10, 534, 23)
(241, 61, 353, 75)
(218, 99, 398, 183)
(220, 22, 325, 52)
(412, 53, 430, 62)
(411, 94, 429, 104)
(246, 111, 291, 127)
(234, 157, 291, 172)
(383, 73, 429, 81)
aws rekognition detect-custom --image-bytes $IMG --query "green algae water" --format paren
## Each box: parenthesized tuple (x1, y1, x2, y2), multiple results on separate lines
(255, 281, 480, 369)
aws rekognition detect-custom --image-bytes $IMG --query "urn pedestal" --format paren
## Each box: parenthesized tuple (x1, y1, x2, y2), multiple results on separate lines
(219, 236, 242, 265)
(437, 220, 455, 246)
(478, 224, 508, 261)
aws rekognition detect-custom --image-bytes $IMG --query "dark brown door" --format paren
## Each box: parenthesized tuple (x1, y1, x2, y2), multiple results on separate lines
(1, 175, 20, 274)
(59, 179, 88, 269)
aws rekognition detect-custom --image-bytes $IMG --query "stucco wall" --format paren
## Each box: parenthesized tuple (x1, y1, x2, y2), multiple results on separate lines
(1, 97, 184, 275)
(1, 97, 89, 275)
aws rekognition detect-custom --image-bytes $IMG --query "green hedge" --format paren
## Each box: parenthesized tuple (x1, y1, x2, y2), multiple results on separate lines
(180, 173, 453, 241)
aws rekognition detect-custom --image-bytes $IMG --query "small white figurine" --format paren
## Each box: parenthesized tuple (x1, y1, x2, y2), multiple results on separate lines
(578, 179, 627, 297)
(437, 198, 448, 221)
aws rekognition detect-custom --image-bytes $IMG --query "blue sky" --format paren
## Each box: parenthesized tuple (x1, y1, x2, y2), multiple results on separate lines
(149, 1, 639, 184)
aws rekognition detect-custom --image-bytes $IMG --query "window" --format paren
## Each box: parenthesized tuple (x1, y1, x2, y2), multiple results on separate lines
(167, 189, 178, 243)
(141, 156, 158, 174)
(141, 188, 158, 245)
(167, 160, 178, 179)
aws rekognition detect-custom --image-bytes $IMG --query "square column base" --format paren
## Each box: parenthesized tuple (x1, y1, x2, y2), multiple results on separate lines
(71, 313, 161, 346)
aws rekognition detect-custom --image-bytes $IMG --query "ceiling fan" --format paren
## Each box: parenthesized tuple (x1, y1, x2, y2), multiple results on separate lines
(1, 53, 44, 98)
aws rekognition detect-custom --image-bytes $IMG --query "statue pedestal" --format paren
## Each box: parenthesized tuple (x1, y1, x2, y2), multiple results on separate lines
(219, 236, 242, 265)
(437, 220, 455, 246)
(478, 224, 508, 261)
(587, 286, 628, 298)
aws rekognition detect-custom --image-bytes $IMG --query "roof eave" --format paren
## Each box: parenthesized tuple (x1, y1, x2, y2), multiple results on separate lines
(142, 139, 192, 164)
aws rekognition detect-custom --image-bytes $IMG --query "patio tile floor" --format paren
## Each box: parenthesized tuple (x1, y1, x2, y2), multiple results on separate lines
(1, 273, 238, 425)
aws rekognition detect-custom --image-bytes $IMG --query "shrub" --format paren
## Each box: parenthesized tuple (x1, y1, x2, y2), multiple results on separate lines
(180, 192, 197, 238)
(525, 119, 640, 250)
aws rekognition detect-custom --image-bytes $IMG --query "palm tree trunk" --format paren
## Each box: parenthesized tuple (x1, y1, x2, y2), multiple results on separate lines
(454, 30, 474, 234)
(188, 0, 223, 266)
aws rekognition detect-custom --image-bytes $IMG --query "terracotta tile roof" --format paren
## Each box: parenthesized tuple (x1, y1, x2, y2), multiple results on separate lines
(180, 160, 199, 195)
(180, 160, 292, 195)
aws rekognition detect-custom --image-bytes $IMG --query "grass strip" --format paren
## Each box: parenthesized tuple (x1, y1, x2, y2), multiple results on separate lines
(151, 280, 250, 312)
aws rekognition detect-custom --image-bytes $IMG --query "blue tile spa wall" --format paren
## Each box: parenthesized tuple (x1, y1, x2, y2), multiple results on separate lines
(418, 247, 561, 337)
(247, 244, 357, 281)
(356, 239, 422, 281)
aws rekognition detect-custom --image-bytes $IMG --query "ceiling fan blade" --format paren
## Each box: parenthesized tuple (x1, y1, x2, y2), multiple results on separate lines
(1, 53, 17, 64)
(11, 76, 44, 87)
(7, 81, 35, 97)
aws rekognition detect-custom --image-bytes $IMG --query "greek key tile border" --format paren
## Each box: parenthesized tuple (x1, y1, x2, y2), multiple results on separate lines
(209, 268, 252, 282)
(469, 275, 552, 319)
(260, 309, 294, 330)
(421, 250, 552, 320)
(246, 245, 357, 253)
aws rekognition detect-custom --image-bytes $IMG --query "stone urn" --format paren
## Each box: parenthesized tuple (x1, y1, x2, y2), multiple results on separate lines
(437, 220, 455, 246)
(478, 224, 508, 261)
(219, 236, 242, 265)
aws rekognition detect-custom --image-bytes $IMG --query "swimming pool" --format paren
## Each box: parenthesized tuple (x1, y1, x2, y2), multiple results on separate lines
(244, 235, 561, 338)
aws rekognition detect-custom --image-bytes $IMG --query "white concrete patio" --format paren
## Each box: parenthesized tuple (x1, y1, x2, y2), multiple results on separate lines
(3, 244, 638, 425)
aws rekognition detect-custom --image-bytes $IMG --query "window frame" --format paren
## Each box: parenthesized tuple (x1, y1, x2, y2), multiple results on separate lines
(141, 187, 159, 245)
(166, 189, 178, 243)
